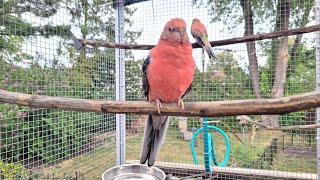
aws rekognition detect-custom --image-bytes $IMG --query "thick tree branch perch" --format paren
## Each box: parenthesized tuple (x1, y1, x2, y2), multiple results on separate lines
(237, 115, 268, 128)
(237, 115, 320, 130)
(1, 90, 320, 118)
(79, 24, 320, 50)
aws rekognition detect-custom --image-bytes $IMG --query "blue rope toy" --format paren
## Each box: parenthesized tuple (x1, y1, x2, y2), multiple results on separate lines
(190, 117, 231, 172)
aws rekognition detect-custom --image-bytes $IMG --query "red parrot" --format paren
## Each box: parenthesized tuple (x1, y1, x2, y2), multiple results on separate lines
(191, 18, 215, 59)
(140, 18, 196, 166)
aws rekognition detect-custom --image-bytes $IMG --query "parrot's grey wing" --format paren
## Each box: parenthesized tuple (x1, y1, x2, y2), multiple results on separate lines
(194, 36, 205, 47)
(181, 83, 192, 99)
(142, 55, 153, 100)
(192, 33, 215, 59)
(191, 29, 205, 47)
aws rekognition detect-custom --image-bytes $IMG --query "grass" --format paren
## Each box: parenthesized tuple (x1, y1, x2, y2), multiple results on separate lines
(270, 133, 317, 173)
(126, 129, 277, 167)
(32, 144, 116, 179)
(32, 129, 316, 179)
(126, 130, 201, 164)
(272, 153, 317, 173)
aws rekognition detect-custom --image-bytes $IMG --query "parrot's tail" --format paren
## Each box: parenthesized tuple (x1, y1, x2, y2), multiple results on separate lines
(140, 115, 169, 166)
(204, 43, 215, 59)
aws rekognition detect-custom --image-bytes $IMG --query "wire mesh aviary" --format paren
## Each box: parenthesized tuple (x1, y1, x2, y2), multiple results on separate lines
(0, 0, 319, 179)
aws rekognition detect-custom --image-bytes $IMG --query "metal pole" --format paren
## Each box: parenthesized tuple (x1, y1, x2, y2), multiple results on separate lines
(315, 0, 320, 178)
(115, 0, 126, 166)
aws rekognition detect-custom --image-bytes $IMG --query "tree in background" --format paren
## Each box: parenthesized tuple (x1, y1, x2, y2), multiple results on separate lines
(0, 0, 68, 60)
(193, 0, 314, 126)
(0, 0, 142, 170)
(192, 50, 252, 103)
(59, 0, 142, 99)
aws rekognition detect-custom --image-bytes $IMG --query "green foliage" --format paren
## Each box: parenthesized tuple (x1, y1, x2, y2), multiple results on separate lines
(261, 42, 316, 132)
(0, 102, 111, 164)
(0, 0, 140, 173)
(192, 51, 253, 102)
(286, 47, 316, 94)
(0, 161, 28, 179)
(0, 48, 118, 163)
(19, 111, 108, 164)
(261, 39, 316, 97)
(0, 42, 116, 165)
(194, 0, 315, 129)
(89, 51, 117, 99)
(280, 111, 316, 137)
(0, 0, 67, 55)
(186, 51, 253, 130)
(125, 60, 144, 101)
(59, 0, 142, 57)
(231, 142, 270, 169)
(0, 103, 28, 161)
(1, 0, 62, 17)
(193, 0, 314, 33)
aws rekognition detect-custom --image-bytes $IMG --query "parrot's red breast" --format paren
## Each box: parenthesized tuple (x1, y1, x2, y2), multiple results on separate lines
(147, 43, 195, 102)
(145, 18, 196, 103)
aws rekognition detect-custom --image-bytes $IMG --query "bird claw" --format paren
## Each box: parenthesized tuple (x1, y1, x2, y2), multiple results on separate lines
(177, 98, 185, 110)
(154, 99, 184, 114)
(155, 99, 162, 114)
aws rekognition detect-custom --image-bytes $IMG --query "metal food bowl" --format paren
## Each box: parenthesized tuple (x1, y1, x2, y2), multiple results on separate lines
(102, 164, 166, 180)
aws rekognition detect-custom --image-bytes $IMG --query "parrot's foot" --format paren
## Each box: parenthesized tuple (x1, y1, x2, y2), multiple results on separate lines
(177, 98, 185, 110)
(155, 99, 163, 114)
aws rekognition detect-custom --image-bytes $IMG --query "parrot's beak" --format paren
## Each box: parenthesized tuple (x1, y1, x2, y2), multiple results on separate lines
(178, 28, 185, 43)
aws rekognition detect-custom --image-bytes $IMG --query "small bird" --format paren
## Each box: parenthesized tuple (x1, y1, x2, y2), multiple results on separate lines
(140, 18, 196, 166)
(191, 18, 215, 59)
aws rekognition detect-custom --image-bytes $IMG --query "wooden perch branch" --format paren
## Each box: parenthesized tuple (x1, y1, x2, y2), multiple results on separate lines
(80, 24, 320, 50)
(1, 90, 320, 118)
(237, 115, 320, 130)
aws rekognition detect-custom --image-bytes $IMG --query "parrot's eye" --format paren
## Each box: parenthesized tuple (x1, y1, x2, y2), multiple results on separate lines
(168, 27, 175, 32)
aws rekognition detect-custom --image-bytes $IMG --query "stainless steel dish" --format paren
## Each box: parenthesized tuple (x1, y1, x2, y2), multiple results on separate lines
(102, 164, 166, 180)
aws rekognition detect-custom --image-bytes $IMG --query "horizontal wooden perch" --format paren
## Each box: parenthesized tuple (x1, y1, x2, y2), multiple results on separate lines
(237, 115, 320, 130)
(80, 24, 320, 50)
(1, 90, 320, 118)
